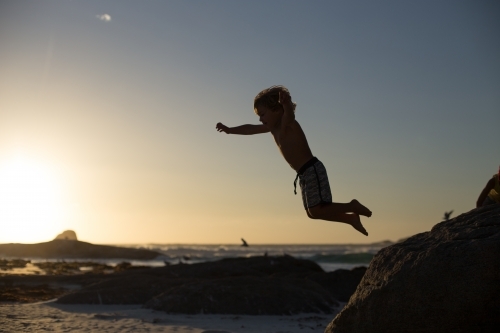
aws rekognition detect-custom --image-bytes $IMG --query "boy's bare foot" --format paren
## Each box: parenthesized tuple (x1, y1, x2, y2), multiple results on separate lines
(349, 214, 368, 236)
(351, 199, 372, 217)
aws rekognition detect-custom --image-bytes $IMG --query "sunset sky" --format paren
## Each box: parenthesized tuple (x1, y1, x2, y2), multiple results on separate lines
(1, 1, 499, 244)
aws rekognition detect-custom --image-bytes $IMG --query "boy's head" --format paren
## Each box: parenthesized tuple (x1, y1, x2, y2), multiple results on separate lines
(253, 85, 297, 114)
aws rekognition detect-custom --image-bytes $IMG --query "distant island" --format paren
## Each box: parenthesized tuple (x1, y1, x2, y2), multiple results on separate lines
(0, 230, 161, 260)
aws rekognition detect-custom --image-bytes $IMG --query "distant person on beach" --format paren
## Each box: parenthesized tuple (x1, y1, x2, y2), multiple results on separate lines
(216, 85, 372, 236)
(476, 167, 500, 207)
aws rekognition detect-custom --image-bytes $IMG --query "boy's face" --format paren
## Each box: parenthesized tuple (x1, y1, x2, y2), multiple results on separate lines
(255, 106, 282, 129)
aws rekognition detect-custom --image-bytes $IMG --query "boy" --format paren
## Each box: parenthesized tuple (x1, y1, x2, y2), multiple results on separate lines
(216, 85, 372, 236)
(476, 167, 500, 207)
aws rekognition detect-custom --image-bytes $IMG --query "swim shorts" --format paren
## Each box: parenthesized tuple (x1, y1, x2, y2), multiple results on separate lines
(294, 157, 332, 209)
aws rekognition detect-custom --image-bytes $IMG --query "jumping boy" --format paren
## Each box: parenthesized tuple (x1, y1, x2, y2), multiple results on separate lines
(216, 85, 372, 236)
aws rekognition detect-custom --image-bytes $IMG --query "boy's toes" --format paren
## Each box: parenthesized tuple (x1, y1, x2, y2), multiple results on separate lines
(354, 225, 368, 236)
(351, 217, 368, 236)
(358, 226, 368, 236)
(352, 199, 372, 217)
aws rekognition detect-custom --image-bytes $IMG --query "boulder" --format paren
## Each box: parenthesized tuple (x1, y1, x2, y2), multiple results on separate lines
(147, 255, 325, 279)
(144, 276, 337, 315)
(54, 255, 365, 314)
(306, 267, 366, 302)
(325, 205, 500, 333)
(57, 275, 193, 305)
(54, 230, 78, 241)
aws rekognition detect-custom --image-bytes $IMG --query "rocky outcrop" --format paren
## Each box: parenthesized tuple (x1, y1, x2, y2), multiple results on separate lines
(0, 240, 160, 260)
(55, 255, 366, 315)
(145, 275, 334, 315)
(306, 267, 366, 302)
(326, 205, 500, 333)
(54, 230, 78, 241)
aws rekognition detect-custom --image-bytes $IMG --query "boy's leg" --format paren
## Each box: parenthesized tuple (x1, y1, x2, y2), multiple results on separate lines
(297, 158, 371, 235)
(308, 201, 370, 236)
(309, 200, 371, 217)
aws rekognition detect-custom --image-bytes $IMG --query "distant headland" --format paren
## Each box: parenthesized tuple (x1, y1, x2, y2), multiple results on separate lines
(0, 230, 161, 260)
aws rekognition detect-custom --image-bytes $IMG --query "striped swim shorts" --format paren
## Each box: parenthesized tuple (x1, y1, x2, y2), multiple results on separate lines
(294, 157, 332, 209)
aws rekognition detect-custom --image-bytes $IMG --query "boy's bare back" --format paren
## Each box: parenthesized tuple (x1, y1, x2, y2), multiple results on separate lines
(260, 91, 314, 172)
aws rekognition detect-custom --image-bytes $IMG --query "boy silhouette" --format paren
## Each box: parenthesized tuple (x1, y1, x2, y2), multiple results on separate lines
(216, 86, 372, 236)
(476, 167, 500, 207)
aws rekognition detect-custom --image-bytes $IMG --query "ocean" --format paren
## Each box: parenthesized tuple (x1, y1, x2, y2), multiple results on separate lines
(102, 242, 393, 272)
(3, 242, 394, 275)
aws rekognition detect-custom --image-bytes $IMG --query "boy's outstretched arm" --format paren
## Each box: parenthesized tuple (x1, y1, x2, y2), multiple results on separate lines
(216, 123, 269, 135)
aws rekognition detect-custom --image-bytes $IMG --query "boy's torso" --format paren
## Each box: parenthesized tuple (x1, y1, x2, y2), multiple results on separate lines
(271, 120, 314, 172)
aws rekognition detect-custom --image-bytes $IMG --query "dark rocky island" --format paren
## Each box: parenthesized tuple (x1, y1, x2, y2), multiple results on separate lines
(325, 204, 500, 333)
(0, 239, 161, 260)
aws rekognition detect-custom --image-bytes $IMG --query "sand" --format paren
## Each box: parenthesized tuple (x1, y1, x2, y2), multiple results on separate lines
(0, 300, 341, 332)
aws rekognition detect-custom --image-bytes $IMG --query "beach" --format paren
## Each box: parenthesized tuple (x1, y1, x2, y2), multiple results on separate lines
(0, 241, 380, 333)
(1, 300, 340, 333)
(0, 251, 362, 332)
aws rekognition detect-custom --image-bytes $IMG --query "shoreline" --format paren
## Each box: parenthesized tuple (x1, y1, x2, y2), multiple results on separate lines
(1, 300, 342, 332)
(0, 257, 368, 278)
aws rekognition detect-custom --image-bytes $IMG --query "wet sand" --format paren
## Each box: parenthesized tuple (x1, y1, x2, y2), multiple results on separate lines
(1, 300, 340, 333)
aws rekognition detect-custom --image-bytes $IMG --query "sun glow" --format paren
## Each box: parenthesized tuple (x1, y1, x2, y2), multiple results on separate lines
(0, 156, 66, 243)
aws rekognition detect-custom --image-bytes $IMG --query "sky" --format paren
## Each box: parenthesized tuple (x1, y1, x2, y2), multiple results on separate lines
(0, 0, 498, 245)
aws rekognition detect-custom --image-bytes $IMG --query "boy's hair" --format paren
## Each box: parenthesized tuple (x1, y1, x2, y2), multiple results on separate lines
(254, 85, 297, 113)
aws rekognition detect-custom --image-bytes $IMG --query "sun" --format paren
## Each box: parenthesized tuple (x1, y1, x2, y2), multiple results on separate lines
(0, 156, 66, 244)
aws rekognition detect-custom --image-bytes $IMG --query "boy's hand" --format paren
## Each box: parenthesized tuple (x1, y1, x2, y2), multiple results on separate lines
(216, 122, 231, 134)
(279, 91, 292, 111)
(278, 91, 295, 131)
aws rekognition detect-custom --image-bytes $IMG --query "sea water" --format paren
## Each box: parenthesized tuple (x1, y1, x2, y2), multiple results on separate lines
(18, 242, 394, 273)
(112, 242, 393, 272)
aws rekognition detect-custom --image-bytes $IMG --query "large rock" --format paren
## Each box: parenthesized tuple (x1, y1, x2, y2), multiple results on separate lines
(0, 240, 161, 260)
(145, 275, 335, 315)
(57, 275, 192, 305)
(54, 230, 77, 241)
(306, 267, 366, 302)
(325, 205, 500, 333)
(55, 255, 366, 314)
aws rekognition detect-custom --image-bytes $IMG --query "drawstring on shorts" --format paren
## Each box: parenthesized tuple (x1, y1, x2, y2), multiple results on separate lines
(294, 174, 300, 195)
(293, 157, 319, 195)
